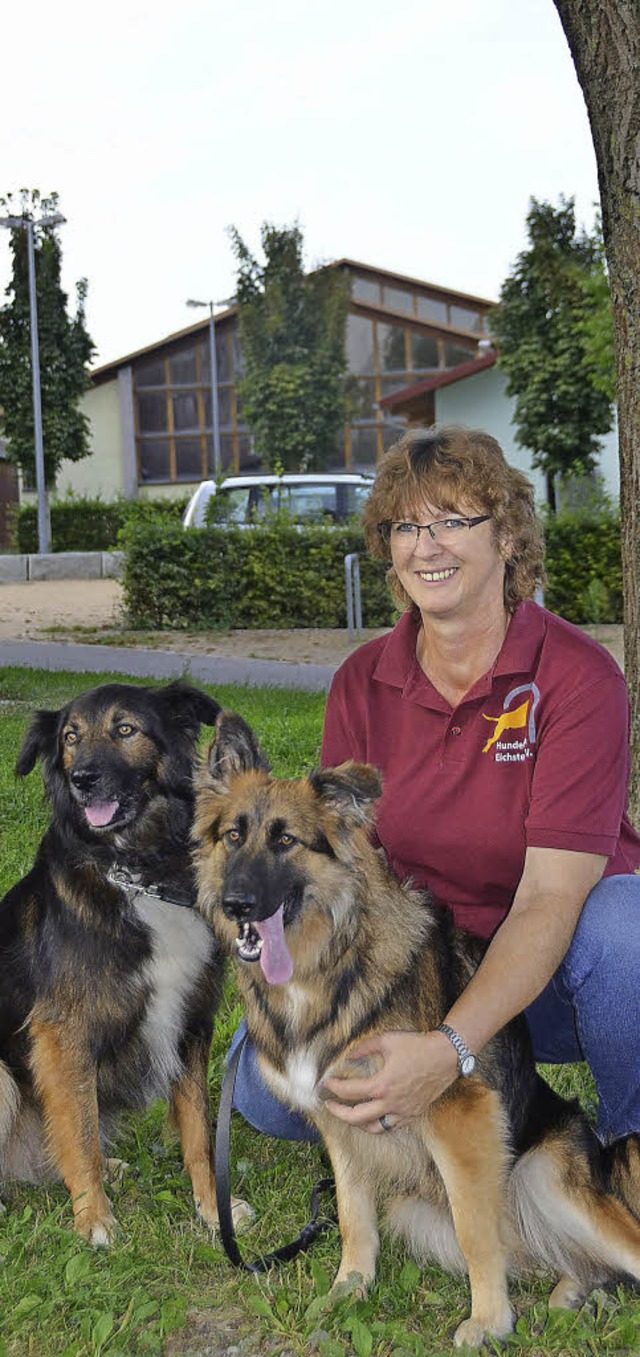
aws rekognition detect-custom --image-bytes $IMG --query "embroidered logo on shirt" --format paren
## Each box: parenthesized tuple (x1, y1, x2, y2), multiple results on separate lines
(481, 683, 540, 761)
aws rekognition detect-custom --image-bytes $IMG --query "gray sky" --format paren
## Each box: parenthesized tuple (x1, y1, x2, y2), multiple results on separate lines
(2, 0, 599, 367)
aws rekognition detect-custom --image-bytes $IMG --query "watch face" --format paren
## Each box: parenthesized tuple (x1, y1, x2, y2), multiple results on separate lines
(460, 1054, 476, 1077)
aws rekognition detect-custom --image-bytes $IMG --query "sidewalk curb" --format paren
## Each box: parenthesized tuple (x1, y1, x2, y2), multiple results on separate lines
(0, 640, 338, 692)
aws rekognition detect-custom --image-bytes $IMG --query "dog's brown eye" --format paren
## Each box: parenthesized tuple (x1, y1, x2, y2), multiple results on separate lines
(279, 833, 295, 848)
(226, 828, 241, 844)
(117, 723, 136, 737)
(64, 730, 78, 746)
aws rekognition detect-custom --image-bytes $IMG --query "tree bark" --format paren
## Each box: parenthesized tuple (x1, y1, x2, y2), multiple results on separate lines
(552, 0, 640, 824)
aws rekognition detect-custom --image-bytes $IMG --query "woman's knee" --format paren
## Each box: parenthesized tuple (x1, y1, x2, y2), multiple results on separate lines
(562, 874, 640, 987)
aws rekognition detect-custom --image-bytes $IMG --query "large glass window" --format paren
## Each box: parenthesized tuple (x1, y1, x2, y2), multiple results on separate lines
(174, 438, 204, 480)
(382, 285, 413, 314)
(172, 392, 200, 432)
(449, 305, 482, 332)
(443, 341, 476, 367)
(377, 322, 406, 373)
(138, 393, 168, 434)
(169, 349, 197, 384)
(136, 359, 165, 387)
(416, 295, 448, 325)
(139, 439, 171, 482)
(410, 332, 440, 371)
(350, 425, 378, 467)
(351, 275, 381, 305)
(348, 378, 377, 421)
(346, 314, 375, 375)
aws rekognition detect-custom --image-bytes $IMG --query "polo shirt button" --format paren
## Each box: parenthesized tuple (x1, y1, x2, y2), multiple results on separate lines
(451, 725, 462, 736)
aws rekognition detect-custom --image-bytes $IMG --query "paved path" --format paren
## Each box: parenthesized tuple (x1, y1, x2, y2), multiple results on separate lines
(0, 639, 337, 691)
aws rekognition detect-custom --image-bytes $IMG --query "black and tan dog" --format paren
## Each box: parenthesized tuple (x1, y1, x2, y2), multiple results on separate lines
(194, 711, 640, 1349)
(0, 681, 250, 1246)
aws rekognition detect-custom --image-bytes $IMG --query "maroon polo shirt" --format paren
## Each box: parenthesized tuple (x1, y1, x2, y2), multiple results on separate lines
(321, 601, 640, 939)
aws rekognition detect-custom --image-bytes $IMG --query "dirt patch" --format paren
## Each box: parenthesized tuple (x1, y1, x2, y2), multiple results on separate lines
(0, 578, 625, 671)
(0, 579, 390, 666)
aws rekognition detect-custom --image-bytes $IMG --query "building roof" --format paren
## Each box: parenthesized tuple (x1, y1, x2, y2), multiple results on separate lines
(90, 259, 496, 387)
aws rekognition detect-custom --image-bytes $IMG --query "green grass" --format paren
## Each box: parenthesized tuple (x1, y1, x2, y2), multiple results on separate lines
(1, 668, 639, 1357)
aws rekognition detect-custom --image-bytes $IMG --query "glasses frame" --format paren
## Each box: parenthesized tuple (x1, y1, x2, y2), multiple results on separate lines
(378, 514, 491, 546)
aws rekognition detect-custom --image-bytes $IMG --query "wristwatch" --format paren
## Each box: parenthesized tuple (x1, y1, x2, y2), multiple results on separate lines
(436, 1022, 477, 1077)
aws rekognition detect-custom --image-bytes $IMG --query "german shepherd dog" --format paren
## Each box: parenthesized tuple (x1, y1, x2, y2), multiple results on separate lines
(0, 681, 250, 1246)
(194, 711, 640, 1349)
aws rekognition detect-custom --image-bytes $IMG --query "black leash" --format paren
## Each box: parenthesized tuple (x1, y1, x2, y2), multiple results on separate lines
(214, 1032, 335, 1272)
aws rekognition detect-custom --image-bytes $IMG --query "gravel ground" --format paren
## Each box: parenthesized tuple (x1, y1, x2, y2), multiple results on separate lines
(0, 577, 625, 671)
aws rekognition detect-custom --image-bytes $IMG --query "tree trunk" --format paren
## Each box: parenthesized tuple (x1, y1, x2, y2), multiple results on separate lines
(552, 0, 640, 825)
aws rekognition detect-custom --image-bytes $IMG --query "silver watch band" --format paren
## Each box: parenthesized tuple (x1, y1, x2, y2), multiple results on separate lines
(436, 1022, 476, 1076)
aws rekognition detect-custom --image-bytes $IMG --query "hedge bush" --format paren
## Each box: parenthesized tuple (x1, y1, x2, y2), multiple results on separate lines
(543, 510, 622, 624)
(14, 494, 188, 554)
(120, 517, 395, 630)
(119, 509, 623, 630)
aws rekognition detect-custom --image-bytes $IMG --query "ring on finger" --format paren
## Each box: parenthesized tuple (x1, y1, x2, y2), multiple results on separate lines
(379, 1113, 394, 1132)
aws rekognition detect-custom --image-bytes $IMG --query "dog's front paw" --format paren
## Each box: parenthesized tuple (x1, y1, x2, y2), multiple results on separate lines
(329, 1271, 372, 1303)
(73, 1192, 118, 1248)
(453, 1304, 514, 1349)
(196, 1193, 255, 1235)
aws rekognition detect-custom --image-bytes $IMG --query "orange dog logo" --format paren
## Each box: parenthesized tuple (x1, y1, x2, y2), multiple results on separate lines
(482, 683, 540, 755)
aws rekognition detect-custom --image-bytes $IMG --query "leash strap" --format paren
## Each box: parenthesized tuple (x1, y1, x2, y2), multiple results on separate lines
(214, 1031, 335, 1272)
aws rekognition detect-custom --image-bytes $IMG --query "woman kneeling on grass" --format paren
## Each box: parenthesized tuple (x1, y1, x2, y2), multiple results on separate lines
(232, 425, 640, 1158)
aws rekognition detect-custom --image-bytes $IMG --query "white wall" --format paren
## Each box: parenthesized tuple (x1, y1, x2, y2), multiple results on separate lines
(435, 365, 620, 505)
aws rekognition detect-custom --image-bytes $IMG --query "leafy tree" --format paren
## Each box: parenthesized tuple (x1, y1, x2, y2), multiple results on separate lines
(490, 197, 614, 511)
(229, 222, 349, 472)
(0, 190, 95, 489)
(551, 0, 640, 823)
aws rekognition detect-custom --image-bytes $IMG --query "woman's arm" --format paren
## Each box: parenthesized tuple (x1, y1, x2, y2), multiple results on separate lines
(322, 846, 606, 1132)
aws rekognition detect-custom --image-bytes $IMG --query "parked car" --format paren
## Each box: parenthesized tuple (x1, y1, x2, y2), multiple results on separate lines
(182, 472, 374, 528)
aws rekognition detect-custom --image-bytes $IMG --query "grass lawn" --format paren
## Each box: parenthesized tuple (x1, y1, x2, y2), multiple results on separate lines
(0, 668, 639, 1357)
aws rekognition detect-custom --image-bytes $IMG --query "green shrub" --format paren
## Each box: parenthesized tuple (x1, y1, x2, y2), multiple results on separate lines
(543, 509, 622, 624)
(15, 494, 189, 554)
(120, 516, 395, 630)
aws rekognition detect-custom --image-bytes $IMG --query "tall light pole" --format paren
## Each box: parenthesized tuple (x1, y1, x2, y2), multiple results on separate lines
(186, 297, 233, 478)
(0, 210, 66, 553)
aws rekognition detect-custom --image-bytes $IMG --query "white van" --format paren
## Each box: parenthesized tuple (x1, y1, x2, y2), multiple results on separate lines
(182, 472, 374, 528)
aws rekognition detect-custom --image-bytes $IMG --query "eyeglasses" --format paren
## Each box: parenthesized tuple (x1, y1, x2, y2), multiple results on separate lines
(378, 515, 491, 547)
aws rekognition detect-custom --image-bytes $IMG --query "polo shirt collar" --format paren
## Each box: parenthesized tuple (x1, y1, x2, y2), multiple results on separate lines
(373, 600, 545, 709)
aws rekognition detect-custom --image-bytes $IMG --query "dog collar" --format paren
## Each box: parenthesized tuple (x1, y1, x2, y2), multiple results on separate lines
(107, 865, 191, 909)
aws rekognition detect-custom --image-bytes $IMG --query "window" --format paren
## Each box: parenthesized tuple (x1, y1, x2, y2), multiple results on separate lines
(175, 438, 204, 481)
(350, 426, 378, 467)
(382, 285, 413, 314)
(443, 342, 477, 367)
(416, 295, 448, 325)
(351, 275, 381, 305)
(410, 332, 440, 371)
(139, 439, 171, 482)
(169, 349, 197, 384)
(172, 392, 200, 432)
(377, 322, 407, 373)
(449, 305, 482, 333)
(136, 359, 165, 387)
(346, 314, 375, 374)
(138, 393, 168, 434)
(348, 378, 377, 421)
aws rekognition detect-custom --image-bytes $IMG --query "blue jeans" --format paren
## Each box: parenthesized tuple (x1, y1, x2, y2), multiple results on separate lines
(229, 875, 640, 1146)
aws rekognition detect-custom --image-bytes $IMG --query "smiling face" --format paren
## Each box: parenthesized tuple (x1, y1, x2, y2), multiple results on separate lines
(389, 500, 507, 626)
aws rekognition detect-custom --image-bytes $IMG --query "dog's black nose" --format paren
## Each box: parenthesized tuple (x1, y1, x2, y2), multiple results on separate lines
(70, 766, 102, 792)
(222, 892, 258, 922)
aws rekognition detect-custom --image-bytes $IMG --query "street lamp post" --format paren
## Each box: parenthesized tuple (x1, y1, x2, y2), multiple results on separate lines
(186, 298, 222, 477)
(0, 211, 66, 553)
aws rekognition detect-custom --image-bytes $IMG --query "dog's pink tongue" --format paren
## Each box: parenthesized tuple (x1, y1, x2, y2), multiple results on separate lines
(255, 906, 293, 985)
(84, 801, 119, 827)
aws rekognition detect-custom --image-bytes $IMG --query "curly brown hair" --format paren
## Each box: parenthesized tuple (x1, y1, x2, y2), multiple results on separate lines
(362, 426, 545, 614)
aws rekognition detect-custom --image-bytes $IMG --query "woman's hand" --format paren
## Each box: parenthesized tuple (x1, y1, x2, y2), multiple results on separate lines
(321, 1029, 459, 1134)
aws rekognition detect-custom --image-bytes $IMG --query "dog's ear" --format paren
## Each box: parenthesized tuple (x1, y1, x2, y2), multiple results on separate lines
(205, 711, 271, 791)
(15, 708, 62, 777)
(308, 762, 382, 825)
(153, 681, 221, 737)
